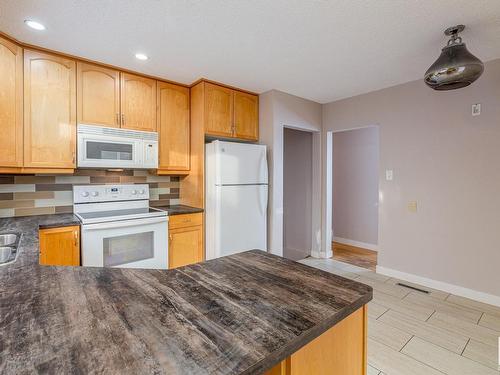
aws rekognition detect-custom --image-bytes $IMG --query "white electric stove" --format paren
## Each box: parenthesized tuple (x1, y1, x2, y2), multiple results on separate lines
(73, 184, 168, 269)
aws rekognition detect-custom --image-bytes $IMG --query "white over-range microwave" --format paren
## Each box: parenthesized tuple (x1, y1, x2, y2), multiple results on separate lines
(77, 124, 158, 169)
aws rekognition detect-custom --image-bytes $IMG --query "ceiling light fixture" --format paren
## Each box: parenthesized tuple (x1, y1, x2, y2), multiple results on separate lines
(424, 25, 484, 91)
(135, 53, 148, 61)
(24, 19, 46, 31)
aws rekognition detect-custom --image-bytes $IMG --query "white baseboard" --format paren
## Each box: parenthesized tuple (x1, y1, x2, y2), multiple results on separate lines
(333, 237, 378, 252)
(377, 265, 500, 308)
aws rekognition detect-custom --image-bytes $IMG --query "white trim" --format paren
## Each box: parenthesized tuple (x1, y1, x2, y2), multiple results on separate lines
(333, 237, 378, 252)
(311, 249, 332, 259)
(377, 265, 500, 308)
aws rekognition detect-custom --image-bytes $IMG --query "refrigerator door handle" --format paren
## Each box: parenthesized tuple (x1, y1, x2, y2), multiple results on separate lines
(259, 150, 268, 183)
(258, 186, 268, 217)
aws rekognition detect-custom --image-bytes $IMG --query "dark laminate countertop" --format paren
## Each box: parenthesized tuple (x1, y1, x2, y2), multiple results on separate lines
(0, 215, 372, 375)
(155, 204, 204, 216)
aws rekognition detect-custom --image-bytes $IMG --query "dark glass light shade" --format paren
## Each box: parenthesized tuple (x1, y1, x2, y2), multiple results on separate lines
(424, 43, 484, 90)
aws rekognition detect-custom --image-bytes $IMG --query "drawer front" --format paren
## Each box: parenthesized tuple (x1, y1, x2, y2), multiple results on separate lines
(169, 213, 203, 229)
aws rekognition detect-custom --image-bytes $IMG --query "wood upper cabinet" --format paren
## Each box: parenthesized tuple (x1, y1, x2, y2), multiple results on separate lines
(157, 82, 190, 173)
(201, 81, 259, 141)
(234, 91, 259, 140)
(0, 36, 23, 167)
(39, 226, 80, 266)
(24, 50, 76, 168)
(204, 82, 234, 137)
(120, 72, 156, 131)
(77, 62, 120, 127)
(168, 213, 203, 269)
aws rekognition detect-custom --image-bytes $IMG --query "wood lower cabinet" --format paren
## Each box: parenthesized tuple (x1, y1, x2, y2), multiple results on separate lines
(168, 213, 203, 268)
(265, 306, 367, 375)
(157, 82, 190, 174)
(24, 50, 76, 169)
(39, 226, 80, 266)
(234, 91, 259, 140)
(0, 36, 23, 168)
(120, 72, 156, 132)
(77, 62, 120, 127)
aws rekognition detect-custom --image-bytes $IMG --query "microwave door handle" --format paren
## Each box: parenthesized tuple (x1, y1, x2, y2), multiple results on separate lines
(82, 217, 168, 231)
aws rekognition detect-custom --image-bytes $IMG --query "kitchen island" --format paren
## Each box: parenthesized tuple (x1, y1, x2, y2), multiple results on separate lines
(0, 215, 372, 374)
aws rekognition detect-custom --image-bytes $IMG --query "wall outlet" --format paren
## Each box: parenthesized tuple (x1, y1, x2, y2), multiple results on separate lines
(408, 201, 417, 213)
(472, 103, 481, 116)
(385, 169, 394, 181)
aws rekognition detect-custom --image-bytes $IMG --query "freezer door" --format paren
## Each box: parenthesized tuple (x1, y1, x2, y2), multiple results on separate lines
(215, 141, 268, 185)
(215, 185, 267, 258)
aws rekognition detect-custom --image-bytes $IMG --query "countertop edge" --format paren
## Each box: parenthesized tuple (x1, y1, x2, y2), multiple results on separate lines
(243, 291, 373, 374)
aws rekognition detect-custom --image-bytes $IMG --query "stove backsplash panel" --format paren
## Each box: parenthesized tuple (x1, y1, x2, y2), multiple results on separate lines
(0, 170, 180, 218)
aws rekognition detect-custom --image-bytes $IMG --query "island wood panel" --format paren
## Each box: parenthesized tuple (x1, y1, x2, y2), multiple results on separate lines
(23, 50, 76, 169)
(204, 82, 234, 137)
(120, 72, 156, 132)
(77, 62, 120, 127)
(233, 90, 259, 141)
(0, 36, 23, 167)
(265, 306, 367, 375)
(180, 82, 205, 208)
(157, 81, 190, 174)
(39, 226, 80, 266)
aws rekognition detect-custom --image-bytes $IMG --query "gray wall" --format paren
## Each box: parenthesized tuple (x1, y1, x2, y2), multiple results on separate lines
(323, 58, 500, 297)
(259, 90, 323, 257)
(284, 128, 313, 260)
(333, 127, 379, 246)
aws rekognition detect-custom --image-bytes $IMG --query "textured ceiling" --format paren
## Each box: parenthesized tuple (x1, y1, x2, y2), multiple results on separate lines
(1, 0, 500, 103)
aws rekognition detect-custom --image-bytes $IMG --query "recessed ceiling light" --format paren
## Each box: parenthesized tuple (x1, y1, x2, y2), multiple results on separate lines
(135, 53, 148, 61)
(24, 20, 46, 31)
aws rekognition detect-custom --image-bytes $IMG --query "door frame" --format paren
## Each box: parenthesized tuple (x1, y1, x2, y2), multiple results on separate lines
(323, 125, 380, 258)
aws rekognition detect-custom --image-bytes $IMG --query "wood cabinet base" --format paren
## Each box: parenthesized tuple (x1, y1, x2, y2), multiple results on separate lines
(39, 226, 80, 266)
(265, 306, 367, 375)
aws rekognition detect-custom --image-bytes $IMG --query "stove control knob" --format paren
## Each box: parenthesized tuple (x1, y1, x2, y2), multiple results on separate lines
(139, 189, 145, 195)
(131, 190, 137, 195)
(91, 191, 99, 197)
(81, 191, 89, 197)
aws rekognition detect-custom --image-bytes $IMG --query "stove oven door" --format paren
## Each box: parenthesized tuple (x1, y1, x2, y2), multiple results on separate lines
(81, 216, 168, 269)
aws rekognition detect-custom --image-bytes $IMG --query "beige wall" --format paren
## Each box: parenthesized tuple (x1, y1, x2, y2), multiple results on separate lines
(284, 128, 313, 260)
(259, 90, 323, 257)
(323, 58, 500, 297)
(333, 127, 379, 246)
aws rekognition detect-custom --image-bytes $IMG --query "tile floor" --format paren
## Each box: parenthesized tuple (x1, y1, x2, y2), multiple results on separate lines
(299, 257, 500, 375)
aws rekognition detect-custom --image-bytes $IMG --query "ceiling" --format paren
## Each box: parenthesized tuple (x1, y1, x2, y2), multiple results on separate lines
(2, 0, 500, 103)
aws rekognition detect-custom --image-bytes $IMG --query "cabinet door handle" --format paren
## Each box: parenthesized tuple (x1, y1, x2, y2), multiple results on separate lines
(169, 234, 173, 242)
(74, 230, 78, 246)
(116, 113, 120, 125)
(72, 152, 76, 164)
(121, 113, 125, 126)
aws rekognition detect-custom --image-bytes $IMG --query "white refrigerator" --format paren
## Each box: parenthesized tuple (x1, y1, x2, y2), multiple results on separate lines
(205, 140, 268, 260)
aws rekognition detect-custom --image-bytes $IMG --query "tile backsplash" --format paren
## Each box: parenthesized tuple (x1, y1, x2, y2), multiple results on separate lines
(0, 170, 180, 218)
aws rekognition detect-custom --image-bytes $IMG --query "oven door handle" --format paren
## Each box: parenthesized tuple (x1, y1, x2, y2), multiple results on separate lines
(82, 216, 168, 231)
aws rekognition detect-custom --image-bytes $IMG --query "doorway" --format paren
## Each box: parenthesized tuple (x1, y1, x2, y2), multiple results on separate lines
(331, 126, 379, 270)
(283, 128, 313, 261)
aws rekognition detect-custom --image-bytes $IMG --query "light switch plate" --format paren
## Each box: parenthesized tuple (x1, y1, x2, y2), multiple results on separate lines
(472, 103, 481, 116)
(385, 169, 393, 181)
(408, 201, 417, 213)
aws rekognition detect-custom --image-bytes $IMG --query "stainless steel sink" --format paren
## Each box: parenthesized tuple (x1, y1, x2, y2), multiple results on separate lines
(0, 247, 12, 263)
(0, 234, 17, 246)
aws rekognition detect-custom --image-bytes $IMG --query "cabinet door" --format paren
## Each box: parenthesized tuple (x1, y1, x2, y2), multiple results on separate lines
(77, 62, 120, 127)
(168, 225, 203, 268)
(24, 50, 76, 168)
(157, 82, 190, 172)
(204, 82, 233, 137)
(39, 226, 80, 266)
(234, 91, 259, 141)
(0, 37, 23, 167)
(120, 72, 156, 131)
